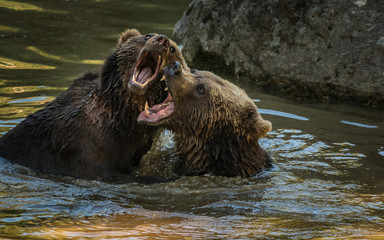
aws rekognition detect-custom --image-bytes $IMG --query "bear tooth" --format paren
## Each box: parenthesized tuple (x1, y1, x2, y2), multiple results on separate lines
(145, 101, 150, 113)
(160, 76, 166, 81)
(164, 87, 168, 91)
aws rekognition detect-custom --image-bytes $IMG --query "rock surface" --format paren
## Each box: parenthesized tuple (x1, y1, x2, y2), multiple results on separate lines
(172, 0, 384, 108)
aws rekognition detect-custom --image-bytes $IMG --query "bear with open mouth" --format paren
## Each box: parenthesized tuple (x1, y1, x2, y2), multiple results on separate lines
(0, 29, 187, 181)
(138, 62, 273, 177)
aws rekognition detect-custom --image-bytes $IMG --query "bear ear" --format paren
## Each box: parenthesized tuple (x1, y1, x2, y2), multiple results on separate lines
(254, 116, 272, 139)
(247, 104, 272, 139)
(118, 28, 141, 46)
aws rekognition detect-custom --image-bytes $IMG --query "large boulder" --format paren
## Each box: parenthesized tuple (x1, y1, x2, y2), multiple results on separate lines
(172, 0, 384, 107)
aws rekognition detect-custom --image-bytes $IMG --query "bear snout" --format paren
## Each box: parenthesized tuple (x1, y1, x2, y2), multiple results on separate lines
(164, 62, 180, 76)
(153, 34, 169, 47)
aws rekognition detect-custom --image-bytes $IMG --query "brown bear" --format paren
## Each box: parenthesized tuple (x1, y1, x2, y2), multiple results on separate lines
(0, 29, 187, 181)
(138, 62, 272, 177)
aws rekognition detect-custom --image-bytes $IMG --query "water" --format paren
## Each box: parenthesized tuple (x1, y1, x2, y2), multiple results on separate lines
(1, 0, 384, 239)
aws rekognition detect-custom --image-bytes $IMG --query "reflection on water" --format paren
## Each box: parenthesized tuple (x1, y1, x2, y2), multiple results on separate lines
(0, 0, 67, 13)
(8, 96, 50, 104)
(0, 84, 67, 95)
(0, 0, 384, 239)
(379, 148, 384, 157)
(0, 57, 55, 69)
(0, 25, 18, 32)
(27, 46, 104, 65)
(0, 0, 44, 11)
(340, 120, 378, 129)
(259, 108, 309, 121)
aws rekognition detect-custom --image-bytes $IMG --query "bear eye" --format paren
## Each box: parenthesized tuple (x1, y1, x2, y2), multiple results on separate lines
(145, 35, 152, 41)
(196, 84, 205, 94)
(170, 46, 175, 52)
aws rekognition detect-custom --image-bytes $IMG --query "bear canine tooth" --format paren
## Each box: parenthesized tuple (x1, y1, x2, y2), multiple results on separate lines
(160, 76, 166, 81)
(164, 87, 168, 91)
(144, 101, 150, 113)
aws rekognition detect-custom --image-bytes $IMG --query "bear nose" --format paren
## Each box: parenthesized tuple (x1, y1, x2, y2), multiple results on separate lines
(154, 35, 169, 46)
(165, 62, 180, 76)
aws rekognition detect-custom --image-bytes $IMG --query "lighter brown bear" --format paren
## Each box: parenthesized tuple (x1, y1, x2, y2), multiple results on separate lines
(138, 62, 272, 177)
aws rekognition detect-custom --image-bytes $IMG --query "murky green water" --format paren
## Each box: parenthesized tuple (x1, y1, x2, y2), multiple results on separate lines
(1, 0, 384, 239)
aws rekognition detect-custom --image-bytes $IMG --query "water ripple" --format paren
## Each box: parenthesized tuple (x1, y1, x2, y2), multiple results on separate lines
(262, 129, 364, 174)
(8, 96, 49, 104)
(341, 120, 378, 129)
(259, 109, 309, 121)
(379, 148, 384, 157)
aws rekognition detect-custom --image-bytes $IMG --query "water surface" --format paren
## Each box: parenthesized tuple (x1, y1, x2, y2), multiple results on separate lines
(1, 0, 384, 239)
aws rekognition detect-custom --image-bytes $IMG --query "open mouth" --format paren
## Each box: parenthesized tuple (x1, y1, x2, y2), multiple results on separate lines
(137, 91, 175, 124)
(131, 50, 162, 88)
(137, 61, 181, 124)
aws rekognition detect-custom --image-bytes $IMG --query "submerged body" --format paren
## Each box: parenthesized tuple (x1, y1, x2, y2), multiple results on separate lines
(0, 29, 187, 181)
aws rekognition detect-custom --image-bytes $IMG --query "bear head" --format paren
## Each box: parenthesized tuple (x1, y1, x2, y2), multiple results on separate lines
(114, 29, 188, 96)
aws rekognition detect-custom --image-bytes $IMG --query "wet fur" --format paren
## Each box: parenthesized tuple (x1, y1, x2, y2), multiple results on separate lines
(0, 29, 174, 181)
(164, 69, 272, 177)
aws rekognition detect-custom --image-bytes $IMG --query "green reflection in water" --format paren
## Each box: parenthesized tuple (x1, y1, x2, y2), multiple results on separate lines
(0, 80, 60, 124)
(0, 85, 66, 95)
(0, 0, 67, 13)
(27, 46, 104, 65)
(0, 95, 54, 123)
(0, 57, 55, 70)
(0, 96, 9, 105)
(0, 25, 18, 32)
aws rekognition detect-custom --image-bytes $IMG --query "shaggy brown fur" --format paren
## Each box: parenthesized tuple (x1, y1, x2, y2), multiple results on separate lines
(138, 62, 272, 177)
(0, 29, 187, 181)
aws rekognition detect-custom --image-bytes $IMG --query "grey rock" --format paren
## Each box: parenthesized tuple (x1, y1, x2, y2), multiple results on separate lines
(377, 36, 384, 46)
(173, 0, 384, 107)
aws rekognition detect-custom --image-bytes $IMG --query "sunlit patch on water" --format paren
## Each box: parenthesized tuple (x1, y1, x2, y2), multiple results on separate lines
(27, 46, 104, 65)
(6, 213, 384, 239)
(0, 57, 55, 70)
(0, 0, 67, 13)
(0, 94, 55, 133)
(0, 25, 18, 32)
(0, 84, 67, 95)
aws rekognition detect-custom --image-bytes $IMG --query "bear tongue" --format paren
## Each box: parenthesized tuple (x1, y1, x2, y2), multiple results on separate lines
(137, 67, 153, 84)
(137, 98, 174, 124)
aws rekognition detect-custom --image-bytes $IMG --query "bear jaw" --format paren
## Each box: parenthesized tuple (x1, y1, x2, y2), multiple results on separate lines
(129, 50, 163, 95)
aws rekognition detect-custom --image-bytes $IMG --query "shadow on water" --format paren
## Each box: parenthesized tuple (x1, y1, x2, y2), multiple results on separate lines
(1, 0, 384, 239)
